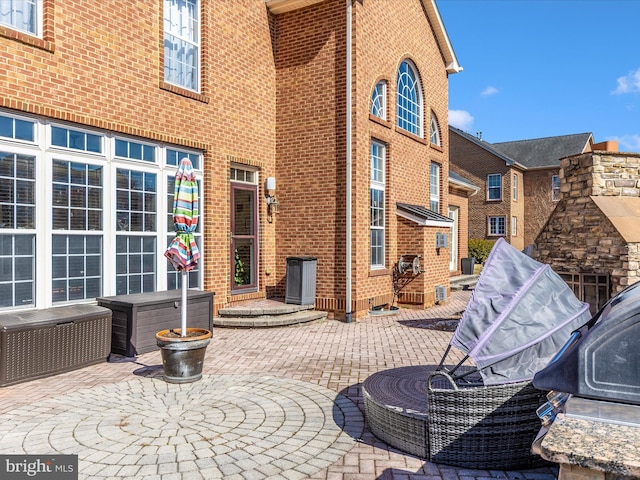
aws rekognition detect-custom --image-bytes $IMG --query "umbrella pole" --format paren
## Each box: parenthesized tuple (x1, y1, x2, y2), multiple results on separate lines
(181, 270, 187, 336)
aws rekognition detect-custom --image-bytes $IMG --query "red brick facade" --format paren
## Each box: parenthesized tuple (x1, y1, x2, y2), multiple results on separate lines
(0, 0, 459, 319)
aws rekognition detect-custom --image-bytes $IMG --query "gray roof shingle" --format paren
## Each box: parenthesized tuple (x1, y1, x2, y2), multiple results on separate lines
(491, 133, 593, 169)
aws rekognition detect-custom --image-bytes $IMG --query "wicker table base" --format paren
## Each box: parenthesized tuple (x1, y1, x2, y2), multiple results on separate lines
(363, 365, 549, 470)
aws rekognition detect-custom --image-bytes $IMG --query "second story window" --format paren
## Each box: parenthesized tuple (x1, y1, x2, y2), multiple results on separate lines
(512, 173, 518, 201)
(487, 173, 502, 201)
(396, 60, 422, 137)
(0, 0, 40, 36)
(552, 175, 561, 201)
(430, 162, 440, 213)
(371, 81, 387, 120)
(164, 0, 200, 92)
(430, 114, 440, 146)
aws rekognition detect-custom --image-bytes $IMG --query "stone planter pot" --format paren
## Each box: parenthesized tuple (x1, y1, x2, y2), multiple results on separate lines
(156, 328, 212, 384)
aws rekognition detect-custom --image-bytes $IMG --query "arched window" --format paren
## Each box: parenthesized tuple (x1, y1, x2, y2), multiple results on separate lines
(430, 114, 440, 146)
(371, 80, 387, 119)
(396, 60, 422, 136)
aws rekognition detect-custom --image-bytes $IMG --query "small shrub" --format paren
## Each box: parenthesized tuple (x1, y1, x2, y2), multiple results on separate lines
(468, 238, 495, 264)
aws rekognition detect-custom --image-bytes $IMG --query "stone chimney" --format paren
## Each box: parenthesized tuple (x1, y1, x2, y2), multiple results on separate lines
(559, 152, 640, 200)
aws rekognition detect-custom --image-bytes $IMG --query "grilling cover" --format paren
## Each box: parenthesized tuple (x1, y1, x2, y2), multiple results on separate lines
(534, 281, 640, 405)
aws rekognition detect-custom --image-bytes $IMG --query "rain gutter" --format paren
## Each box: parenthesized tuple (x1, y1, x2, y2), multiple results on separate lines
(345, 0, 353, 323)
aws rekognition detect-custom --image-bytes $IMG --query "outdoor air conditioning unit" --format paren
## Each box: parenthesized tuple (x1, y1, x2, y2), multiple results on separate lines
(435, 285, 447, 303)
(436, 232, 448, 249)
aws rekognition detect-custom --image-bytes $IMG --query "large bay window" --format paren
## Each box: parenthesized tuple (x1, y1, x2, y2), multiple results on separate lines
(0, 110, 203, 311)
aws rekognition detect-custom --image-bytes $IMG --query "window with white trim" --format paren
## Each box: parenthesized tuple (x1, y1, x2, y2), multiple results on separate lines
(430, 114, 440, 146)
(0, 110, 203, 311)
(512, 173, 518, 201)
(0, 0, 40, 36)
(430, 162, 440, 213)
(489, 216, 506, 236)
(396, 60, 423, 137)
(370, 141, 385, 268)
(552, 175, 561, 201)
(371, 81, 387, 120)
(512, 216, 517, 236)
(487, 173, 502, 201)
(164, 0, 200, 92)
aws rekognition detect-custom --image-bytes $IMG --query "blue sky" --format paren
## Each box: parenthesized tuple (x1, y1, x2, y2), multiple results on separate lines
(437, 0, 640, 151)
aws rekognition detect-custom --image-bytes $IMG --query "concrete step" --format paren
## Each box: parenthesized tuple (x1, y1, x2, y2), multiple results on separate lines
(218, 302, 314, 318)
(213, 309, 327, 328)
(450, 274, 479, 291)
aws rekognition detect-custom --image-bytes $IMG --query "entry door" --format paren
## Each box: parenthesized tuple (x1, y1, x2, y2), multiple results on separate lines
(448, 206, 459, 272)
(231, 183, 258, 292)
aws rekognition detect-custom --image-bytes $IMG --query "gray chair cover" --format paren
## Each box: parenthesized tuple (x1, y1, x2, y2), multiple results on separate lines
(450, 238, 591, 385)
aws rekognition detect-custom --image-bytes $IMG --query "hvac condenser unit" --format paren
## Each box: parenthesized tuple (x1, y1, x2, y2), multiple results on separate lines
(435, 285, 447, 303)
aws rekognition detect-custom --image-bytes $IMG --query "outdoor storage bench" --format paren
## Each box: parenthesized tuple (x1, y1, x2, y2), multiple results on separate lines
(0, 304, 112, 387)
(97, 289, 214, 357)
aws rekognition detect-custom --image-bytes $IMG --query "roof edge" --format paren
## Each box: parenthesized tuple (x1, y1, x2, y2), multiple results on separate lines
(422, 0, 462, 74)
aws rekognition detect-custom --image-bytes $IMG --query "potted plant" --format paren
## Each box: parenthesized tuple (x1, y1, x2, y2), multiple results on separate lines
(158, 158, 211, 383)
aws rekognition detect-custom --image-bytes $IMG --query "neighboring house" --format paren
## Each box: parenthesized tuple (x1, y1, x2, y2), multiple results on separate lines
(0, 0, 461, 320)
(448, 171, 479, 274)
(449, 126, 593, 249)
(535, 147, 638, 314)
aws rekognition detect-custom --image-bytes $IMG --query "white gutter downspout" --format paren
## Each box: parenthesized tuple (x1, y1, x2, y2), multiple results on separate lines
(345, 0, 353, 323)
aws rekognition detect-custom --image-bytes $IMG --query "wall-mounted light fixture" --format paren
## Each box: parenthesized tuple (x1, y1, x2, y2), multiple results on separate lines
(265, 176, 279, 222)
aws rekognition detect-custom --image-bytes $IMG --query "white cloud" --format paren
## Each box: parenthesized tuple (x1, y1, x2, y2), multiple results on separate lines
(612, 67, 640, 95)
(481, 86, 499, 96)
(448, 110, 474, 131)
(609, 135, 640, 152)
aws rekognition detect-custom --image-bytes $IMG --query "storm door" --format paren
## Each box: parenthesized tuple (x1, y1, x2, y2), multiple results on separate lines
(231, 182, 258, 292)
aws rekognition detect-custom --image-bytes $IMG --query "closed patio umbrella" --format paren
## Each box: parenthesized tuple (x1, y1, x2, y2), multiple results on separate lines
(165, 158, 200, 337)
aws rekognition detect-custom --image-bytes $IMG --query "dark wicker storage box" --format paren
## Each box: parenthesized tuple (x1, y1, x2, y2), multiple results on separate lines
(427, 371, 548, 470)
(97, 290, 213, 357)
(0, 305, 112, 387)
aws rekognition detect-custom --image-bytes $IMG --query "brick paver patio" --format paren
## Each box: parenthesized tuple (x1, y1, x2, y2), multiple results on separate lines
(0, 290, 559, 479)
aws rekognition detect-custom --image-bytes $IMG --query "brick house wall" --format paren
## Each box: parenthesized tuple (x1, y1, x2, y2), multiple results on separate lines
(535, 152, 640, 296)
(449, 130, 521, 244)
(0, 0, 457, 319)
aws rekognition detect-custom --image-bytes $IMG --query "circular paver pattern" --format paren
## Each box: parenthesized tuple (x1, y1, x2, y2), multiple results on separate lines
(0, 374, 363, 479)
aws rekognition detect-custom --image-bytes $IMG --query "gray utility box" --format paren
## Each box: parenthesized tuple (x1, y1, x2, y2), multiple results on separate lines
(0, 304, 112, 387)
(97, 290, 214, 357)
(285, 256, 317, 305)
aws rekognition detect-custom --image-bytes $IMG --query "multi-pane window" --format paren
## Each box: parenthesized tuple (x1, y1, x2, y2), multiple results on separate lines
(116, 169, 157, 295)
(370, 141, 385, 268)
(51, 126, 102, 153)
(512, 216, 517, 236)
(513, 173, 518, 201)
(0, 114, 34, 141)
(0, 151, 36, 307)
(371, 81, 387, 120)
(552, 175, 561, 201)
(430, 162, 440, 213)
(487, 173, 502, 201)
(396, 60, 422, 137)
(489, 216, 506, 236)
(430, 115, 440, 146)
(0, 111, 204, 311)
(0, 0, 39, 36)
(164, 0, 200, 92)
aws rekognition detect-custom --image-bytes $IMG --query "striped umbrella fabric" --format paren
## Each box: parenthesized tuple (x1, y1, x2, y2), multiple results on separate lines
(165, 158, 200, 272)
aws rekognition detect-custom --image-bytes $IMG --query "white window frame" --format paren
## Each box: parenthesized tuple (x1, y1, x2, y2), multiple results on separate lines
(430, 114, 440, 146)
(512, 173, 518, 201)
(0, 0, 41, 37)
(371, 81, 387, 120)
(552, 174, 561, 201)
(487, 173, 502, 201)
(489, 216, 506, 236)
(163, 0, 201, 92)
(0, 110, 204, 311)
(370, 140, 385, 269)
(396, 60, 423, 137)
(430, 162, 440, 213)
(512, 216, 517, 236)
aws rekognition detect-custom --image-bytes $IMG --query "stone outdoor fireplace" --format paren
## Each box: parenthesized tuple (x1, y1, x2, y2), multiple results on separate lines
(535, 150, 640, 311)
